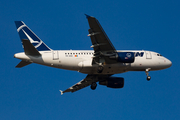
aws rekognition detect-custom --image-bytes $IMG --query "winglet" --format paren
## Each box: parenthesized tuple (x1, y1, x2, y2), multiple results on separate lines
(85, 14, 91, 19)
(59, 90, 64, 95)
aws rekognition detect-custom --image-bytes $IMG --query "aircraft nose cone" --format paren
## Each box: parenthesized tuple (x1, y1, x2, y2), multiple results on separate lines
(165, 59, 172, 68)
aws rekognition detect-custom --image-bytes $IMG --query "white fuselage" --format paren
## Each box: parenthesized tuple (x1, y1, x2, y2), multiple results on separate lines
(14, 50, 172, 75)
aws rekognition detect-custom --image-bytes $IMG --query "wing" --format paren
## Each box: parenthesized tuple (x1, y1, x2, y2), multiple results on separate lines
(59, 74, 112, 95)
(85, 14, 118, 64)
(60, 75, 97, 95)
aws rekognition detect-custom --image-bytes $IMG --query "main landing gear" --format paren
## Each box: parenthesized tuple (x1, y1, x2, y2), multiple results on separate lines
(145, 68, 151, 81)
(91, 82, 97, 90)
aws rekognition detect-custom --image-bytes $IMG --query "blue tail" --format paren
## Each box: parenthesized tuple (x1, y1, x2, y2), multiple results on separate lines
(15, 21, 51, 51)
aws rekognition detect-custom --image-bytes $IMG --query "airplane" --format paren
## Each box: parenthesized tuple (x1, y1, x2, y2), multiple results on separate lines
(14, 14, 172, 95)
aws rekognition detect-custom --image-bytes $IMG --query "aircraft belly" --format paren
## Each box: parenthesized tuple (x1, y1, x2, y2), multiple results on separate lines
(79, 63, 128, 74)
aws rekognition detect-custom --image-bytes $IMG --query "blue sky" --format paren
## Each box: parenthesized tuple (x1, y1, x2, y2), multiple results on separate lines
(0, 0, 180, 120)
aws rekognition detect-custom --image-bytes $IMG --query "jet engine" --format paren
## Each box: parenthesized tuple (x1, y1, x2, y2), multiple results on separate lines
(99, 77, 124, 88)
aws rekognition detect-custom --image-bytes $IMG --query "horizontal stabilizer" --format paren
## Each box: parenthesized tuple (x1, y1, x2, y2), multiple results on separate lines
(16, 60, 32, 68)
(22, 39, 41, 56)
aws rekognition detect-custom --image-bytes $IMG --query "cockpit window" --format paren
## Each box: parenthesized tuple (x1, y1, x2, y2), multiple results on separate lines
(157, 54, 163, 56)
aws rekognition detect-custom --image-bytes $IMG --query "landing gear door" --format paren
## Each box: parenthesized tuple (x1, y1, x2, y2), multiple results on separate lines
(145, 51, 152, 59)
(52, 51, 59, 60)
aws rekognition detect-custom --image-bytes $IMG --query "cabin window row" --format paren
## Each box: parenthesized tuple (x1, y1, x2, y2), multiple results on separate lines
(65, 53, 93, 55)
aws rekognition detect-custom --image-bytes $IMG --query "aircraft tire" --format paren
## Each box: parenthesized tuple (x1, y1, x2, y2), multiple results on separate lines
(91, 82, 97, 90)
(147, 76, 151, 81)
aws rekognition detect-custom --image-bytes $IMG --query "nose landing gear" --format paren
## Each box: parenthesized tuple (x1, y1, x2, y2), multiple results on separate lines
(145, 68, 151, 81)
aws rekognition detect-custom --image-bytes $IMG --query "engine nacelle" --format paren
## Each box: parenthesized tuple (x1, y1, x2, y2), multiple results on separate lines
(99, 77, 124, 88)
(117, 52, 135, 63)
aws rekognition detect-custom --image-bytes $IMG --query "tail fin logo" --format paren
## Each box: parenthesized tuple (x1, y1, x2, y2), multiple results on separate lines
(15, 21, 51, 51)
(18, 25, 42, 48)
(22, 29, 40, 44)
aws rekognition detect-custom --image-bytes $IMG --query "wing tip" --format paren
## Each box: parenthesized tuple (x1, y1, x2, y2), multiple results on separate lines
(84, 14, 91, 19)
(59, 90, 64, 95)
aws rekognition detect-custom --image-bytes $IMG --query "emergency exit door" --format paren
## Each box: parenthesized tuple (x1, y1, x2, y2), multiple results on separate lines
(52, 51, 59, 60)
(145, 51, 152, 59)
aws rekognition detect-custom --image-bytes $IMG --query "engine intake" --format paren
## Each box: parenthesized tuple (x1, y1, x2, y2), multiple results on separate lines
(99, 77, 124, 88)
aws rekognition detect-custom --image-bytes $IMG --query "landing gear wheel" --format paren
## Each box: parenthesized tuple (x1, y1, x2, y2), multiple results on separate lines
(91, 82, 97, 90)
(145, 68, 151, 81)
(147, 76, 151, 81)
(97, 66, 104, 73)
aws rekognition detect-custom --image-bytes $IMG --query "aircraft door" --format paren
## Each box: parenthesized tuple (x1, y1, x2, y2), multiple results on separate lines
(145, 51, 152, 59)
(52, 51, 59, 60)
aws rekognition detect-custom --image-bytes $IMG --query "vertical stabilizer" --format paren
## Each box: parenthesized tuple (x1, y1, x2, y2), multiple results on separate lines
(15, 21, 52, 51)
